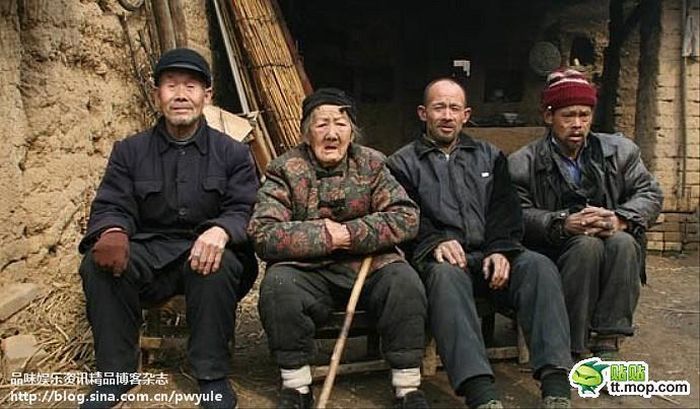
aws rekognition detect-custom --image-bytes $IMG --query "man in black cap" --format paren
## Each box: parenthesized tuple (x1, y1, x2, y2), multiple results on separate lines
(248, 88, 429, 409)
(78, 48, 258, 409)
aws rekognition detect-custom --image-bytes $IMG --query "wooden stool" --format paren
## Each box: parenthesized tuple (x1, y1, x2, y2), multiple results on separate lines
(421, 297, 529, 377)
(139, 295, 188, 365)
(311, 310, 389, 380)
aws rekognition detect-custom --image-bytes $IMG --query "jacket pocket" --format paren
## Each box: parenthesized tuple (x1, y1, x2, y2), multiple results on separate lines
(203, 176, 227, 195)
(134, 180, 163, 199)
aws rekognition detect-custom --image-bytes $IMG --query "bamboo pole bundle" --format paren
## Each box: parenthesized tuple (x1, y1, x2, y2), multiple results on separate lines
(229, 0, 310, 154)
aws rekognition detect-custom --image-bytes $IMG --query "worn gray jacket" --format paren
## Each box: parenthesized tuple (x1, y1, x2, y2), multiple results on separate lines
(508, 131, 663, 279)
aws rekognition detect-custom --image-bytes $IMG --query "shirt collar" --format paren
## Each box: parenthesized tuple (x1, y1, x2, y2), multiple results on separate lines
(414, 132, 477, 158)
(155, 116, 208, 154)
(549, 130, 587, 163)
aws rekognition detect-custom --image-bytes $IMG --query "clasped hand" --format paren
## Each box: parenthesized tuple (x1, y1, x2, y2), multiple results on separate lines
(564, 206, 627, 238)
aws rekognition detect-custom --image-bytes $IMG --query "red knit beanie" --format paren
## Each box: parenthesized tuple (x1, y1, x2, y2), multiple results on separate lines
(541, 68, 597, 111)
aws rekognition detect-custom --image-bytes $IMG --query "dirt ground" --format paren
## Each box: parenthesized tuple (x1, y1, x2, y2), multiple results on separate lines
(2, 251, 697, 408)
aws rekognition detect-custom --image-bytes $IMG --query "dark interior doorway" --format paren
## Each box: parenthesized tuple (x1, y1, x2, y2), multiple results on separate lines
(278, 0, 551, 153)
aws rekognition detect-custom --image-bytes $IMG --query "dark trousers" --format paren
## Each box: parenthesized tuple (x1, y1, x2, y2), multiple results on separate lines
(258, 261, 427, 370)
(80, 242, 251, 380)
(542, 232, 641, 353)
(417, 250, 572, 392)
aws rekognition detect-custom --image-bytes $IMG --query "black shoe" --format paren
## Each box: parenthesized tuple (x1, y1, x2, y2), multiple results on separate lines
(277, 387, 314, 409)
(80, 384, 134, 409)
(198, 378, 237, 409)
(394, 390, 430, 409)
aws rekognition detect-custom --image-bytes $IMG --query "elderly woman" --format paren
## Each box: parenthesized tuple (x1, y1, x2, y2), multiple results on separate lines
(248, 88, 429, 409)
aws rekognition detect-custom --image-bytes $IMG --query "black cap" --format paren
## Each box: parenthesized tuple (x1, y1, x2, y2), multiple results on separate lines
(153, 48, 212, 87)
(301, 88, 357, 126)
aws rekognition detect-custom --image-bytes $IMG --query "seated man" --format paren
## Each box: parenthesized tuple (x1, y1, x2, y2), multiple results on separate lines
(387, 78, 572, 409)
(248, 88, 429, 409)
(78, 48, 258, 409)
(508, 68, 663, 359)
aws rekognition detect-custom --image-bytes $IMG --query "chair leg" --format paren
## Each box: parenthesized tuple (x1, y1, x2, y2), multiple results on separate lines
(517, 323, 530, 365)
(421, 336, 438, 377)
(481, 313, 496, 346)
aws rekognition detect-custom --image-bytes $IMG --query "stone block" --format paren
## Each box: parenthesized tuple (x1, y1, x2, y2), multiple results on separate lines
(0, 283, 41, 321)
(1, 335, 47, 378)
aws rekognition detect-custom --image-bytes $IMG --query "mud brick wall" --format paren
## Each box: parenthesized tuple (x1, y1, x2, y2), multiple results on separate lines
(645, 0, 700, 253)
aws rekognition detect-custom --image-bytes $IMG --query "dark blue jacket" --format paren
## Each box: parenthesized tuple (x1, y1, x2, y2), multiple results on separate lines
(79, 118, 258, 269)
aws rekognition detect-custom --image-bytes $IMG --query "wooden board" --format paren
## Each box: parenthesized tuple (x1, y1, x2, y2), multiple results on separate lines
(203, 105, 254, 143)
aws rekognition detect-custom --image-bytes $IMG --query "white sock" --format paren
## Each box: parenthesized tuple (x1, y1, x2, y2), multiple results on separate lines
(281, 366, 312, 394)
(392, 367, 421, 398)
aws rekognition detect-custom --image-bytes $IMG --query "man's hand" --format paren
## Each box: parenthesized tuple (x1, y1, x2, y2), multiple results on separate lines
(483, 253, 510, 290)
(324, 219, 351, 251)
(565, 206, 627, 238)
(190, 226, 229, 275)
(433, 240, 467, 270)
(92, 228, 129, 277)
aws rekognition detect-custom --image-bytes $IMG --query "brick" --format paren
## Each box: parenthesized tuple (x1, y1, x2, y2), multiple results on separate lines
(646, 231, 664, 241)
(684, 242, 699, 250)
(647, 240, 664, 251)
(665, 231, 683, 241)
(686, 159, 700, 172)
(664, 242, 683, 252)
(663, 213, 685, 223)
(1, 335, 48, 377)
(0, 283, 41, 321)
(659, 221, 681, 232)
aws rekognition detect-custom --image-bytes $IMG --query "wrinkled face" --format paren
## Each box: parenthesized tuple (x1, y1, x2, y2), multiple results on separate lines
(545, 104, 593, 158)
(154, 69, 212, 138)
(418, 80, 471, 147)
(306, 105, 353, 168)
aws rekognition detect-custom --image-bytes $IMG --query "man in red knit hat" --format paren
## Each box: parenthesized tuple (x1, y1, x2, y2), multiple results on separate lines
(509, 68, 663, 360)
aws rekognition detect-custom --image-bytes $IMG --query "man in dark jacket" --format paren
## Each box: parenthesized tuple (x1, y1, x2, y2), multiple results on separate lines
(78, 48, 258, 409)
(249, 88, 429, 409)
(387, 78, 572, 409)
(508, 68, 663, 360)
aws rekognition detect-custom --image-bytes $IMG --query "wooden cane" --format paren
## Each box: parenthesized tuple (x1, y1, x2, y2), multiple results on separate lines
(316, 256, 373, 409)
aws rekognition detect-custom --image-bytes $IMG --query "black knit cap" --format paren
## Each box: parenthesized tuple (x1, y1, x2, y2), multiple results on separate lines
(301, 88, 357, 126)
(153, 48, 212, 87)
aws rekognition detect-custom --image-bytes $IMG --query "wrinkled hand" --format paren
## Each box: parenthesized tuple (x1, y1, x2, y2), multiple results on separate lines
(92, 228, 129, 277)
(324, 219, 351, 251)
(189, 226, 229, 275)
(433, 240, 467, 270)
(595, 213, 628, 238)
(483, 253, 510, 290)
(564, 206, 615, 237)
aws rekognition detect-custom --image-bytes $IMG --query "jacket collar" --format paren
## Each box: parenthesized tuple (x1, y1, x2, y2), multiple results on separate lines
(414, 132, 477, 158)
(154, 116, 209, 155)
(535, 130, 614, 172)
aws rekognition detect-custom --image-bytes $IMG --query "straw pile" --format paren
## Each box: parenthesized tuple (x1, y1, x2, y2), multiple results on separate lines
(230, 0, 308, 153)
